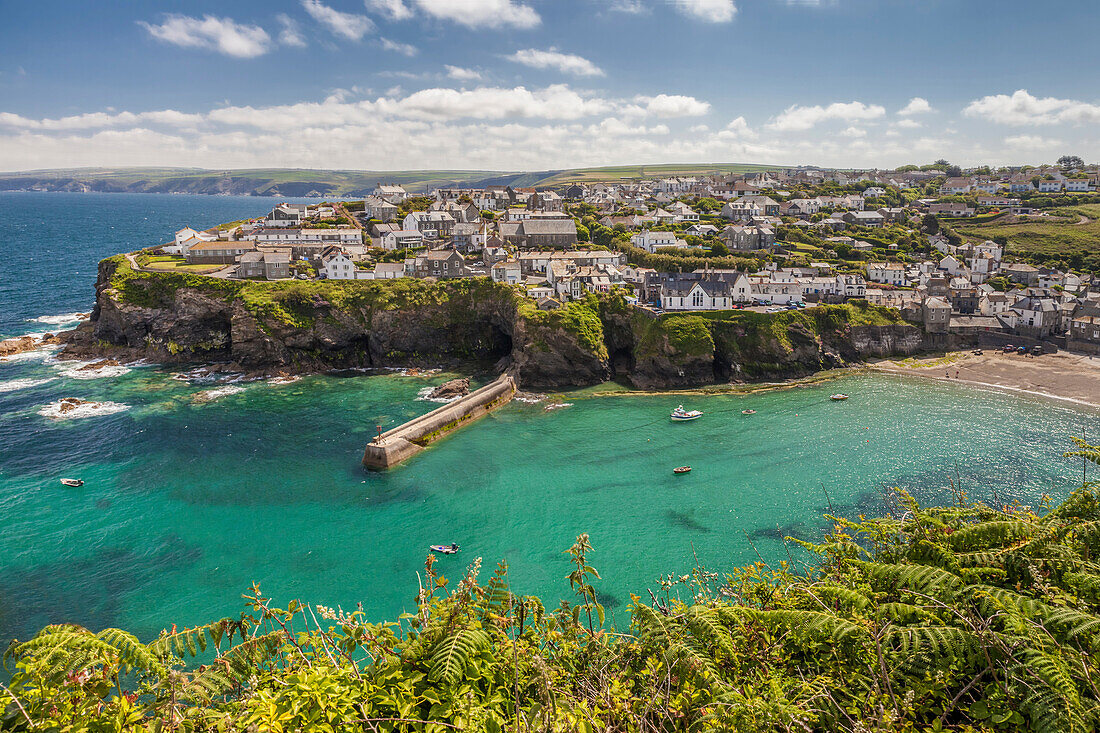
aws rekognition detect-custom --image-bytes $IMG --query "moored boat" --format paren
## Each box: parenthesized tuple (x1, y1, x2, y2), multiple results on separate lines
(430, 543, 460, 554)
(673, 466, 692, 474)
(742, 409, 756, 415)
(670, 405, 702, 421)
(60, 478, 84, 487)
(830, 394, 849, 401)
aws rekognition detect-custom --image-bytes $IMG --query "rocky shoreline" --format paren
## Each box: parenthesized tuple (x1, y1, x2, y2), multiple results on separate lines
(58, 256, 934, 391)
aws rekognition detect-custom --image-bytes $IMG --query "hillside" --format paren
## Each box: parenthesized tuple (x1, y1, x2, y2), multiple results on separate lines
(61, 257, 924, 390)
(0, 162, 783, 197)
(955, 205, 1100, 273)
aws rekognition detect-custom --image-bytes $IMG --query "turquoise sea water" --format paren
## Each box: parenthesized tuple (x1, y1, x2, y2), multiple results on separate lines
(1, 193, 1098, 645)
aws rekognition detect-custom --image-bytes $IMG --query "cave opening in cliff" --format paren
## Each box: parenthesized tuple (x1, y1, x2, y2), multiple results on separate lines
(609, 346, 634, 377)
(485, 323, 513, 362)
(712, 351, 732, 382)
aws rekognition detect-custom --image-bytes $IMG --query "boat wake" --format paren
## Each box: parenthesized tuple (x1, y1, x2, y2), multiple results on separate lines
(0, 377, 58, 393)
(38, 398, 129, 420)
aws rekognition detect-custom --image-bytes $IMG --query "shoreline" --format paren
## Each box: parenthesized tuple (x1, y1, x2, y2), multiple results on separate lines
(559, 368, 860, 400)
(870, 350, 1100, 411)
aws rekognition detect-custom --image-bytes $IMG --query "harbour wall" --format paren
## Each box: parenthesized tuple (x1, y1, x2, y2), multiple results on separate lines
(362, 374, 517, 470)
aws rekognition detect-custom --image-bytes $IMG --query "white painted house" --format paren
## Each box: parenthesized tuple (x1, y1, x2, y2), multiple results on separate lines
(630, 229, 688, 253)
(318, 250, 359, 280)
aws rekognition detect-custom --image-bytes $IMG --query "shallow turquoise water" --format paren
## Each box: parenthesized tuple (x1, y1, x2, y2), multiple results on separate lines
(0, 193, 1098, 643)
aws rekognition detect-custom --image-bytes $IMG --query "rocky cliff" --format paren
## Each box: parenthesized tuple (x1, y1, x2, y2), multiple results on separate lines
(63, 256, 928, 390)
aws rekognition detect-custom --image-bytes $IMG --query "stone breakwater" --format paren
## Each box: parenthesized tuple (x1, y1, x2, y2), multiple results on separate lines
(363, 374, 517, 469)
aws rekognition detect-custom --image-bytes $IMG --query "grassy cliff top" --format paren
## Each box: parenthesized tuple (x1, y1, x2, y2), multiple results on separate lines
(105, 254, 520, 328)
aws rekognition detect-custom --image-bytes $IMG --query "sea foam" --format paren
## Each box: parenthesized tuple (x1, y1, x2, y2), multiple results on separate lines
(0, 377, 57, 393)
(38, 399, 129, 420)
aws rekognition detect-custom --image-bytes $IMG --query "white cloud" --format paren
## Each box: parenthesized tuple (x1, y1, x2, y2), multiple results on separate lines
(895, 118, 922, 129)
(0, 109, 204, 131)
(507, 48, 604, 77)
(631, 94, 710, 118)
(367, 0, 414, 20)
(301, 0, 375, 40)
(380, 37, 417, 55)
(445, 65, 482, 81)
(722, 116, 755, 137)
(898, 97, 933, 116)
(609, 0, 649, 12)
(10, 87, 1093, 172)
(138, 14, 272, 58)
(1004, 134, 1062, 149)
(276, 14, 307, 47)
(376, 84, 612, 120)
(768, 100, 885, 131)
(669, 0, 737, 23)
(964, 89, 1100, 126)
(412, 0, 540, 29)
(840, 126, 866, 138)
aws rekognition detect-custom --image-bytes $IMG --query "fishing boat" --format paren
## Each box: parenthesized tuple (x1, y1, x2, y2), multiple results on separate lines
(60, 478, 84, 487)
(830, 394, 849, 401)
(742, 409, 756, 415)
(673, 466, 692, 474)
(670, 405, 702, 421)
(430, 543, 460, 555)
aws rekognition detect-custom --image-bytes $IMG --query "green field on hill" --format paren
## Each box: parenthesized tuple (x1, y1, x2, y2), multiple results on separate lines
(528, 162, 782, 186)
(0, 163, 785, 197)
(955, 205, 1100, 272)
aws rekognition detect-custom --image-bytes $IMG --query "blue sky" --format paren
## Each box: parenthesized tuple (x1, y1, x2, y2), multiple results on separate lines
(2, 0, 1099, 171)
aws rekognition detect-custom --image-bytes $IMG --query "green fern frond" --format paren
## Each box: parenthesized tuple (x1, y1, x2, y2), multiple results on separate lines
(950, 520, 1033, 551)
(857, 561, 962, 597)
(752, 609, 867, 646)
(1064, 438, 1100, 467)
(428, 627, 489, 685)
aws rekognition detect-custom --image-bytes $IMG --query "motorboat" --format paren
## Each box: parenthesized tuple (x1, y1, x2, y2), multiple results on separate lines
(430, 544, 460, 555)
(673, 466, 692, 474)
(742, 409, 756, 415)
(830, 394, 849, 401)
(60, 478, 84, 487)
(670, 405, 702, 421)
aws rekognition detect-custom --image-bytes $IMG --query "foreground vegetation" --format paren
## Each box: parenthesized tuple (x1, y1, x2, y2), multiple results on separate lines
(7, 443, 1100, 731)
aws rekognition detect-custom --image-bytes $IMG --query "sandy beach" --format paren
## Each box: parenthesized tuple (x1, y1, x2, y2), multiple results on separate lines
(873, 349, 1100, 409)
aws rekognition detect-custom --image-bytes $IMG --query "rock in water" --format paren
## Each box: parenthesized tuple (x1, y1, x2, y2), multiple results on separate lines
(428, 377, 470, 400)
(58, 397, 95, 414)
(76, 358, 122, 371)
(0, 336, 38, 357)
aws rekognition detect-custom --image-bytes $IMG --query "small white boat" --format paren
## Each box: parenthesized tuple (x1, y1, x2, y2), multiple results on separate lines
(673, 466, 692, 474)
(830, 394, 849, 401)
(742, 409, 756, 415)
(670, 405, 702, 421)
(430, 544, 460, 555)
(60, 478, 84, 487)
